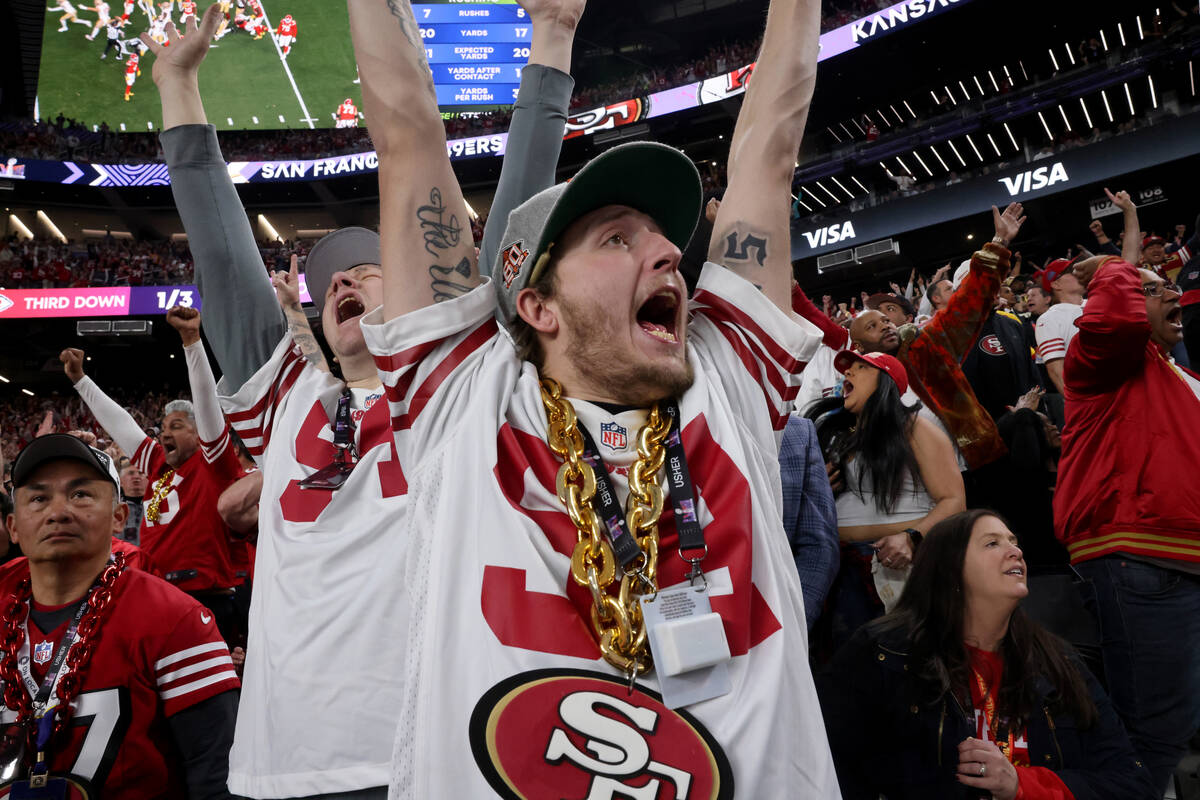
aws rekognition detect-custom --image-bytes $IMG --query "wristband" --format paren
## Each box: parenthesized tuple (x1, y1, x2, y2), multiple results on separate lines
(903, 528, 923, 550)
(991, 235, 1009, 248)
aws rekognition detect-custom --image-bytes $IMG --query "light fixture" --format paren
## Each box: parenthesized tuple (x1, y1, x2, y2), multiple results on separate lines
(1118, 22, 1126, 47)
(21, 389, 33, 397)
(878, 161, 894, 177)
(988, 70, 999, 92)
(839, 122, 854, 139)
(895, 156, 913, 176)
(1102, 89, 1115, 122)
(1019, 60, 1029, 81)
(889, 104, 903, 124)
(902, 100, 916, 119)
(967, 233, 975, 240)
(1124, 81, 1136, 115)
(1049, 49, 1060, 72)
(929, 145, 949, 171)
(826, 126, 843, 143)
(1148, 74, 1158, 109)
(795, 197, 812, 213)
(958, 80, 970, 99)
(947, 140, 967, 167)
(973, 75, 984, 95)
(815, 180, 840, 203)
(831, 176, 856, 200)
(1003, 122, 1019, 151)
(986, 133, 1002, 157)
(1136, 15, 1144, 40)
(851, 176, 870, 194)
(1038, 111, 1054, 140)
(1100, 30, 1109, 51)
(943, 85, 957, 106)
(8, 214, 33, 240)
(1064, 42, 1076, 66)
(912, 151, 933, 177)
(1190, 60, 1196, 97)
(965, 134, 984, 161)
(1079, 97, 1094, 129)
(0, 375, 8, 383)
(258, 214, 282, 242)
(1058, 104, 1072, 132)
(36, 211, 67, 243)
(804, 187, 827, 209)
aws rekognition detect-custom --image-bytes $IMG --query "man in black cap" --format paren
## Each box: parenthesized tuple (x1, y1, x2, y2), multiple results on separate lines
(351, 0, 837, 794)
(3, 434, 239, 798)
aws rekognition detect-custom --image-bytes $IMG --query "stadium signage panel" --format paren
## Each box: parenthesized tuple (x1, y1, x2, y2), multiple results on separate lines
(801, 222, 857, 249)
(0, 286, 202, 319)
(1090, 185, 1168, 218)
(998, 162, 1069, 197)
(792, 113, 1200, 260)
(849, 0, 966, 44)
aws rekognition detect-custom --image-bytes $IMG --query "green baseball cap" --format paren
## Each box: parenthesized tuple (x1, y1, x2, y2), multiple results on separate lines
(493, 141, 703, 327)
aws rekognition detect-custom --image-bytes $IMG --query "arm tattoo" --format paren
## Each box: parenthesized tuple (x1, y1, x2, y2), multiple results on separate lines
(417, 187, 462, 257)
(284, 303, 330, 372)
(429, 257, 474, 303)
(722, 229, 770, 266)
(385, 0, 421, 48)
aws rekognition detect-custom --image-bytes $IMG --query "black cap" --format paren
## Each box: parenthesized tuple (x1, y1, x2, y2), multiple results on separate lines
(11, 434, 122, 494)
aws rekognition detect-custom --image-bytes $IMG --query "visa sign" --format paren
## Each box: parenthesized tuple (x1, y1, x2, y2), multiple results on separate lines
(802, 221, 857, 249)
(998, 162, 1069, 197)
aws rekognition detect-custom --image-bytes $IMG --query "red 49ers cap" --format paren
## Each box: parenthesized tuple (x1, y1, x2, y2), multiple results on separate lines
(1034, 256, 1081, 294)
(833, 350, 909, 395)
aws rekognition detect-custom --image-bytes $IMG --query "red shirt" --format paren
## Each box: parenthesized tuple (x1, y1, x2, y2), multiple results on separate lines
(967, 646, 1075, 800)
(0, 562, 240, 798)
(132, 431, 241, 592)
(111, 537, 160, 577)
(277, 18, 296, 36)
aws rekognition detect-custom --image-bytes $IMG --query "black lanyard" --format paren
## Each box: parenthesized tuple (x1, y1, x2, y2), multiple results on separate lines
(576, 400, 708, 581)
(298, 390, 358, 490)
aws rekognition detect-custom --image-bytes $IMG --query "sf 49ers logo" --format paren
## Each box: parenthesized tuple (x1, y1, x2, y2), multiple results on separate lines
(470, 669, 733, 800)
(978, 334, 1006, 356)
(502, 242, 529, 289)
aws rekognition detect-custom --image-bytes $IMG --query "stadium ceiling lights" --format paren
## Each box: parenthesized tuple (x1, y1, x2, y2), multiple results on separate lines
(985, 133, 1002, 158)
(1148, 75, 1158, 109)
(895, 156, 914, 176)
(831, 177, 856, 200)
(804, 187, 827, 209)
(889, 104, 904, 125)
(851, 176, 870, 195)
(815, 181, 841, 204)
(8, 214, 33, 240)
(794, 195, 813, 213)
(0, 375, 9, 383)
(988, 70, 999, 92)
(973, 75, 985, 95)
(947, 140, 967, 167)
(1118, 22, 1127, 47)
(1058, 104, 1073, 132)
(1064, 42, 1076, 67)
(1079, 97, 1094, 129)
(36, 211, 66, 244)
(258, 214, 283, 242)
(1002, 122, 1019, 152)
(912, 151, 934, 177)
(902, 101, 916, 119)
(1124, 82, 1136, 115)
(1037, 111, 1055, 141)
(1190, 61, 1196, 97)
(1048, 49, 1060, 73)
(826, 126, 843, 143)
(964, 134, 984, 162)
(929, 145, 950, 172)
(1101, 89, 1115, 122)
(1100, 30, 1109, 51)
(21, 389, 33, 397)
(1136, 16, 1144, 40)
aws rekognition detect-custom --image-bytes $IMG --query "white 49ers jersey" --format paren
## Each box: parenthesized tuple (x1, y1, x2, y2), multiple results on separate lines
(219, 338, 408, 798)
(361, 264, 839, 799)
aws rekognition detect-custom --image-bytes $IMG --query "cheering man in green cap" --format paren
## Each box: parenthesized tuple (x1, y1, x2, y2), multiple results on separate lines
(350, 0, 839, 795)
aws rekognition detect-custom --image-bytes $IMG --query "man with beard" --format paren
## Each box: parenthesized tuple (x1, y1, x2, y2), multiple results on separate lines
(1056, 254, 1200, 795)
(351, 0, 838, 794)
(846, 203, 1025, 474)
(142, 3, 588, 797)
(59, 305, 242, 642)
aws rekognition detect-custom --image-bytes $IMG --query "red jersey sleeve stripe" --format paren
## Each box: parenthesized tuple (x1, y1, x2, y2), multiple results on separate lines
(132, 438, 156, 474)
(154, 640, 227, 670)
(199, 426, 231, 463)
(228, 353, 306, 455)
(225, 346, 303, 424)
(385, 319, 497, 432)
(692, 288, 805, 375)
(157, 654, 234, 686)
(711, 323, 789, 431)
(158, 669, 240, 701)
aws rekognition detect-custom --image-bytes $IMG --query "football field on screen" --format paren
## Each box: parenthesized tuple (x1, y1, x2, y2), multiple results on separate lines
(37, 1, 361, 132)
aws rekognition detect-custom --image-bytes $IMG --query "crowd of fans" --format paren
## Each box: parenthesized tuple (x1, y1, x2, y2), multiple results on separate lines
(0, 235, 195, 288)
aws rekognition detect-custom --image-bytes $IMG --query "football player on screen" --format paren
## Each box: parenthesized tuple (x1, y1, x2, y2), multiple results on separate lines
(47, 0, 92, 32)
(81, 1, 111, 40)
(179, 0, 196, 26)
(124, 50, 140, 100)
(275, 13, 296, 56)
(334, 97, 358, 128)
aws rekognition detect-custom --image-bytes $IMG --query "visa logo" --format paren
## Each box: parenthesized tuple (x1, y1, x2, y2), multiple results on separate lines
(802, 221, 856, 249)
(998, 162, 1069, 196)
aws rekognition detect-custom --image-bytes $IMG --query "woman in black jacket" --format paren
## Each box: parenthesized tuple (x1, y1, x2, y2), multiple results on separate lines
(818, 509, 1155, 800)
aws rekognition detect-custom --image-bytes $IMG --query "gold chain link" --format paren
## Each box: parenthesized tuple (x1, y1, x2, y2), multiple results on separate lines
(145, 468, 176, 524)
(539, 378, 672, 676)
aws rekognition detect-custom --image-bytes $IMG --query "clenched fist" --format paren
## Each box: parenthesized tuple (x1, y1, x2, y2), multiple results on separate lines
(60, 348, 86, 384)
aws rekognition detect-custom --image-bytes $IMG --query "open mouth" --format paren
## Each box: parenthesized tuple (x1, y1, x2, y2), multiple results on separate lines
(842, 379, 855, 399)
(1167, 305, 1183, 326)
(636, 289, 680, 344)
(336, 294, 366, 325)
(1004, 566, 1025, 577)
(163, 441, 176, 454)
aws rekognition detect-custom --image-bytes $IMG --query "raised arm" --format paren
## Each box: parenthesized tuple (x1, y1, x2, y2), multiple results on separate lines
(1104, 188, 1142, 266)
(145, 5, 285, 390)
(708, 0, 820, 312)
(271, 255, 329, 372)
(165, 306, 232, 446)
(60, 348, 152, 457)
(350, 0, 481, 319)
(477, 0, 583, 276)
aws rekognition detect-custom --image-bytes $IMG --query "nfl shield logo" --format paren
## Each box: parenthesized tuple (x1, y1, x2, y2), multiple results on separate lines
(600, 422, 627, 450)
(33, 641, 53, 666)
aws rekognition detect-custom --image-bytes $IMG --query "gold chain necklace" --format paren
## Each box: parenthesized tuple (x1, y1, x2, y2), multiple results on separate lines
(539, 378, 672, 678)
(145, 468, 176, 523)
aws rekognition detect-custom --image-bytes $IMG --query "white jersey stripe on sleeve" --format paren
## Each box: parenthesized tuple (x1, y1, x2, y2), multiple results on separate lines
(158, 669, 240, 700)
(154, 640, 227, 671)
(157, 654, 234, 685)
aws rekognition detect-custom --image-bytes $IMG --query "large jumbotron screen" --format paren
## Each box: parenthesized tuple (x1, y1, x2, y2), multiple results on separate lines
(35, 0, 531, 132)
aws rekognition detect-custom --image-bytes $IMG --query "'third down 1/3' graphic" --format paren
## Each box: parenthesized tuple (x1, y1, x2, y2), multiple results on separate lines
(415, 2, 530, 106)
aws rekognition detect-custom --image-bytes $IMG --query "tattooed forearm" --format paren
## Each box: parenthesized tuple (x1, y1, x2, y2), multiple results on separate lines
(284, 303, 330, 373)
(722, 228, 770, 267)
(385, 0, 421, 48)
(417, 187, 462, 257)
(429, 258, 474, 303)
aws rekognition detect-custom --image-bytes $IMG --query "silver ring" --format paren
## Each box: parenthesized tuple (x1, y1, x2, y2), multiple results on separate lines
(978, 763, 986, 777)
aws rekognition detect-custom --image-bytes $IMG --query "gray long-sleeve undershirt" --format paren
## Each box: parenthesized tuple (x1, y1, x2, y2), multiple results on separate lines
(160, 63, 574, 392)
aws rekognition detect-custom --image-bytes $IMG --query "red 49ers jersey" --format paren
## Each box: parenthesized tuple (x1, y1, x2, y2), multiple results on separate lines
(0, 562, 239, 798)
(132, 429, 240, 592)
(277, 18, 296, 36)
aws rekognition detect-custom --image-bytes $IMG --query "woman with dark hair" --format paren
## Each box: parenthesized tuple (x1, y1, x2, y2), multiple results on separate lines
(818, 509, 1155, 800)
(805, 350, 964, 649)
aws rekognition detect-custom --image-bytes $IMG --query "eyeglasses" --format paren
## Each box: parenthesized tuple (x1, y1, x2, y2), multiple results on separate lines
(1141, 281, 1182, 298)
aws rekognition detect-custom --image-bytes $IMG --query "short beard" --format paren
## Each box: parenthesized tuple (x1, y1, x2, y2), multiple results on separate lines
(559, 294, 694, 407)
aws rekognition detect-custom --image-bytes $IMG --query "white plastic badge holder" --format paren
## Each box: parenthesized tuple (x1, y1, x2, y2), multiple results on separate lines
(640, 584, 732, 709)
